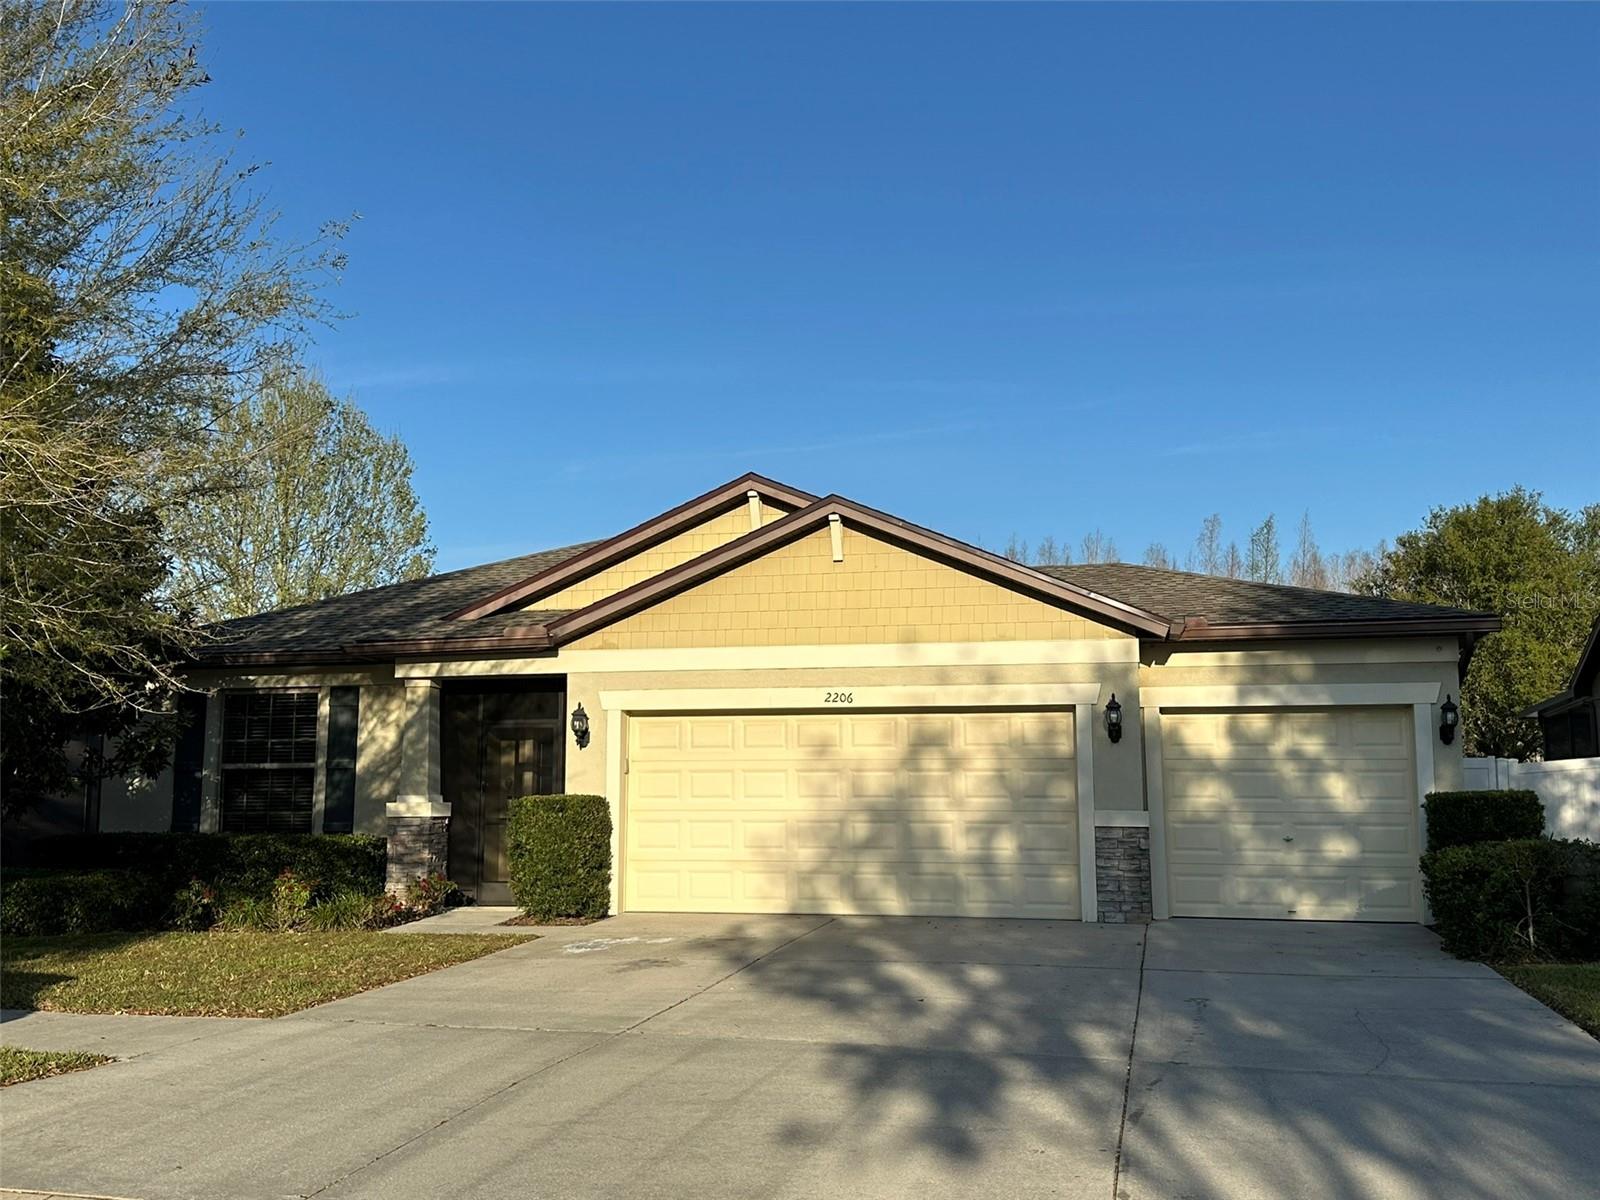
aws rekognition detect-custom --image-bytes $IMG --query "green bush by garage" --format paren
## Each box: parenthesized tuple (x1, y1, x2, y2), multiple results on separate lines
(1422, 837, 1600, 963)
(507, 794, 611, 921)
(1423, 789, 1545, 852)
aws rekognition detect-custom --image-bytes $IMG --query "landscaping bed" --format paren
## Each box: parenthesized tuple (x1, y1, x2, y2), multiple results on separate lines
(0, 1045, 111, 1086)
(1497, 963, 1600, 1040)
(1, 931, 523, 1018)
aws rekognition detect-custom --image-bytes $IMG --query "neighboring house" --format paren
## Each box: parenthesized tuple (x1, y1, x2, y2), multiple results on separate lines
(93, 474, 1500, 923)
(1522, 616, 1600, 760)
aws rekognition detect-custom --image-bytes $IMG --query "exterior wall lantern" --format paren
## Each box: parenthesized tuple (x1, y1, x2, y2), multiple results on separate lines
(570, 703, 591, 750)
(1104, 694, 1123, 744)
(1439, 696, 1459, 745)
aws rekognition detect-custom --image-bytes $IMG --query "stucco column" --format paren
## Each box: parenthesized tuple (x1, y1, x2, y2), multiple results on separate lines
(385, 679, 449, 891)
(393, 679, 444, 811)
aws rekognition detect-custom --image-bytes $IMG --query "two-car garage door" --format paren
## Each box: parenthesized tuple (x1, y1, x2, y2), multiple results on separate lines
(623, 709, 1081, 919)
(1162, 707, 1420, 921)
(618, 703, 1423, 923)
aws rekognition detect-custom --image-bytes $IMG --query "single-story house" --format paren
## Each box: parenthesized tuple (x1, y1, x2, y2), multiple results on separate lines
(1522, 615, 1600, 760)
(94, 474, 1501, 923)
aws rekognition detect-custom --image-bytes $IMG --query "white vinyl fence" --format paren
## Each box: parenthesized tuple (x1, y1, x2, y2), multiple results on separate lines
(1462, 756, 1600, 842)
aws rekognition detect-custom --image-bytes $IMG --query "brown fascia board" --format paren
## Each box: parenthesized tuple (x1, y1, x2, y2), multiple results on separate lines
(450, 472, 817, 621)
(189, 647, 391, 668)
(543, 495, 1174, 645)
(191, 632, 559, 667)
(1169, 614, 1503, 642)
(343, 628, 556, 657)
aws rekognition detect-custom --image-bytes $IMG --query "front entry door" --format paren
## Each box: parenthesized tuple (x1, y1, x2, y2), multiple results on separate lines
(443, 685, 565, 905)
(480, 718, 559, 903)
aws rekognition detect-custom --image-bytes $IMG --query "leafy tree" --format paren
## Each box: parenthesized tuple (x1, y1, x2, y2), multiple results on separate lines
(1362, 488, 1600, 758)
(1, 0, 344, 811)
(1246, 515, 1281, 584)
(166, 370, 435, 623)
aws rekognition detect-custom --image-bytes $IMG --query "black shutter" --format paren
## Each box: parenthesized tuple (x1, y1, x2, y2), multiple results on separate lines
(323, 686, 360, 834)
(170, 691, 208, 832)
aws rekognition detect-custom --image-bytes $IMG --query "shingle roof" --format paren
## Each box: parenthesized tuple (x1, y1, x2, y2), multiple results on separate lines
(201, 542, 596, 659)
(1039, 563, 1490, 627)
(199, 535, 1495, 663)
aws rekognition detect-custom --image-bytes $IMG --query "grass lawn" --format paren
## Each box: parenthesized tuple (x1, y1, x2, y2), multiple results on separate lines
(1497, 963, 1600, 1040)
(1, 1045, 112, 1086)
(1, 931, 525, 1018)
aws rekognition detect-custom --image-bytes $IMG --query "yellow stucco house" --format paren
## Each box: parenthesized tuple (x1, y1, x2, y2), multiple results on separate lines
(107, 474, 1499, 924)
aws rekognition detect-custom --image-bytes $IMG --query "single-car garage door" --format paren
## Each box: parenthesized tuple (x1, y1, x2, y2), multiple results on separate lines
(1162, 707, 1419, 921)
(624, 709, 1080, 918)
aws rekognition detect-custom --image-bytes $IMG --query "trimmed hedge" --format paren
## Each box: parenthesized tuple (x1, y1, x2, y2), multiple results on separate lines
(508, 795, 611, 921)
(1422, 838, 1600, 962)
(1423, 790, 1545, 852)
(1, 870, 170, 936)
(29, 833, 387, 902)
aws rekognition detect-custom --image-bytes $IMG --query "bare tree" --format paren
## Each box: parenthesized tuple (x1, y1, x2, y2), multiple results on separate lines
(1328, 543, 1385, 593)
(1222, 541, 1245, 579)
(1289, 511, 1330, 589)
(1142, 542, 1176, 570)
(1033, 535, 1067, 566)
(1002, 533, 1028, 563)
(1246, 515, 1282, 584)
(1079, 529, 1120, 564)
(1188, 513, 1223, 575)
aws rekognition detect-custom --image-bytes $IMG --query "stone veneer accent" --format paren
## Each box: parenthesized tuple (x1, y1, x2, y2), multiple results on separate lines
(386, 816, 449, 893)
(1095, 826, 1152, 923)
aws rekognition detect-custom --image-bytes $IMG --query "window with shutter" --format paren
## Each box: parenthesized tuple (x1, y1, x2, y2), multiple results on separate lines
(221, 691, 318, 834)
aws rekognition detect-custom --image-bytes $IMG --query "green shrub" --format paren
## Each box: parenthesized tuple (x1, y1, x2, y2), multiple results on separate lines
(169, 879, 220, 931)
(216, 896, 271, 931)
(1423, 790, 1545, 852)
(403, 873, 460, 918)
(31, 833, 387, 902)
(507, 795, 611, 921)
(266, 870, 314, 931)
(305, 889, 393, 931)
(1422, 838, 1600, 962)
(0, 870, 167, 935)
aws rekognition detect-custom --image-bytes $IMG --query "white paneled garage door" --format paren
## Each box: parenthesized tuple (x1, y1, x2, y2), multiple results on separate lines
(1162, 707, 1420, 921)
(623, 709, 1080, 918)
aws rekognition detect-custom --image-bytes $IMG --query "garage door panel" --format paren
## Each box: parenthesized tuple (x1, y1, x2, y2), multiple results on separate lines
(1164, 707, 1418, 921)
(625, 710, 1079, 918)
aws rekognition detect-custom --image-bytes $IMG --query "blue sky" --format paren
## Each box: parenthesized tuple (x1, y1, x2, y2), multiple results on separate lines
(197, 3, 1599, 571)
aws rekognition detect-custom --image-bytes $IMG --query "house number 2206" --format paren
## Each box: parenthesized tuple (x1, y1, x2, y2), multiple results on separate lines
(824, 691, 854, 704)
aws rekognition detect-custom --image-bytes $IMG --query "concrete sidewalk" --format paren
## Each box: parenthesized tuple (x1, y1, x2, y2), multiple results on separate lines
(1, 1009, 244, 1059)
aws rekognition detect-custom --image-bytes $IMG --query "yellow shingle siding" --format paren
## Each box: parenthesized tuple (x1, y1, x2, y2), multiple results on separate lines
(528, 502, 785, 611)
(571, 526, 1130, 649)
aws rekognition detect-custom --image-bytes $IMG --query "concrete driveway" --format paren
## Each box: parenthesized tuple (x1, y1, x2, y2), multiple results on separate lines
(2, 915, 1597, 1200)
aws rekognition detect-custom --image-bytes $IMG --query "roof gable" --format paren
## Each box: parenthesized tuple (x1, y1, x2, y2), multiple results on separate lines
(451, 472, 815, 621)
(565, 521, 1134, 650)
(529, 498, 791, 613)
(545, 495, 1171, 646)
